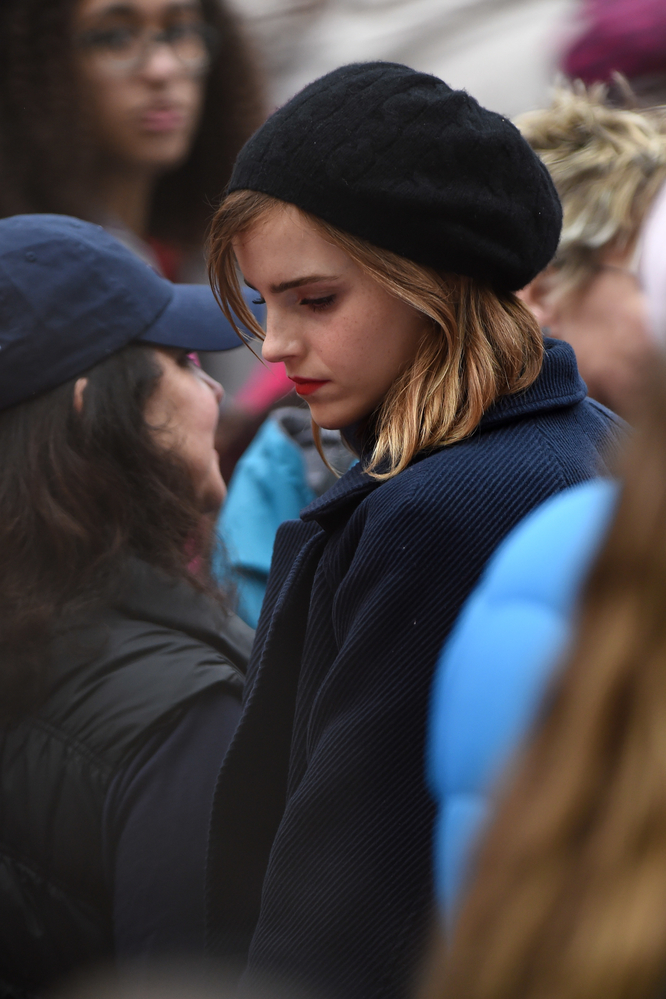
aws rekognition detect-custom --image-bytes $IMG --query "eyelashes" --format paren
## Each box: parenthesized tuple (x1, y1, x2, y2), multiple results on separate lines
(250, 293, 336, 311)
(299, 294, 335, 311)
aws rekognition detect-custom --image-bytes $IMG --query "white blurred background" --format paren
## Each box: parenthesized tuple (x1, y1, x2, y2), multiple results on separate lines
(228, 0, 582, 116)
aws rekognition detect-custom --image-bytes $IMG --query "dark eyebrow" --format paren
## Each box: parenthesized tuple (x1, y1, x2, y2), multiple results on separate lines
(269, 275, 340, 294)
(87, 1, 200, 17)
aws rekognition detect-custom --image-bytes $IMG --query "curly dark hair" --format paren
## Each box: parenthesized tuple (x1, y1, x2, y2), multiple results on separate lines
(0, 0, 264, 246)
(0, 344, 230, 721)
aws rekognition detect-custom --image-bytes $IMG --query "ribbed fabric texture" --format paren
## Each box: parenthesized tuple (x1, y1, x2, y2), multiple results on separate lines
(206, 339, 622, 999)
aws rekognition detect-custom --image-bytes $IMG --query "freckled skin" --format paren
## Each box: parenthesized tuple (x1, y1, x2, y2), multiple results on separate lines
(144, 348, 226, 514)
(233, 204, 430, 431)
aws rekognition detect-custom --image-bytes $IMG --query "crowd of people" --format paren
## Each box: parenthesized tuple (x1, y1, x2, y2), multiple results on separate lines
(2, 1, 666, 999)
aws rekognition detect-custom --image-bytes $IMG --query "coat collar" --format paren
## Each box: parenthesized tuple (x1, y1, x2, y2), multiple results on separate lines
(479, 336, 586, 430)
(50, 558, 252, 693)
(301, 337, 586, 530)
(109, 558, 254, 672)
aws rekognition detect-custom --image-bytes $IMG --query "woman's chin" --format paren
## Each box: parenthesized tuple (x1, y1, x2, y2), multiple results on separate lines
(307, 401, 357, 432)
(313, 417, 344, 432)
(198, 472, 227, 517)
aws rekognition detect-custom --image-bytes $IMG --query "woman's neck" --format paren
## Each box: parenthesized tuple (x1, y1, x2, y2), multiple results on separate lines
(341, 415, 375, 459)
(96, 165, 156, 239)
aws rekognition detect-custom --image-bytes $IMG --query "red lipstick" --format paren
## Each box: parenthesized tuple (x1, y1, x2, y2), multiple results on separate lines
(289, 376, 329, 397)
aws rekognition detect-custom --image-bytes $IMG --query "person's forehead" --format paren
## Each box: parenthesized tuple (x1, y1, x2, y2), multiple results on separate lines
(235, 205, 328, 253)
(75, 0, 202, 21)
(234, 210, 349, 280)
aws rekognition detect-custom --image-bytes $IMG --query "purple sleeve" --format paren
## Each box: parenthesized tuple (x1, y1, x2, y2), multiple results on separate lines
(103, 688, 241, 961)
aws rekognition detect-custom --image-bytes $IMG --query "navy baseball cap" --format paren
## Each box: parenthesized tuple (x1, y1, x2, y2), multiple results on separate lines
(0, 214, 259, 410)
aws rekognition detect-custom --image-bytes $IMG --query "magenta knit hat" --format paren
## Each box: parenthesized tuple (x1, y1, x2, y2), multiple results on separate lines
(562, 0, 666, 83)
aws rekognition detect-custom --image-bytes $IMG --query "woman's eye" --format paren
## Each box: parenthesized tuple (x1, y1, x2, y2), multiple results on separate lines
(79, 27, 135, 52)
(299, 294, 335, 311)
(252, 296, 266, 305)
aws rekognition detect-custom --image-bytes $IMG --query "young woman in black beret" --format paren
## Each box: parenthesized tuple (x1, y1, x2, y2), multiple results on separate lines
(205, 62, 622, 999)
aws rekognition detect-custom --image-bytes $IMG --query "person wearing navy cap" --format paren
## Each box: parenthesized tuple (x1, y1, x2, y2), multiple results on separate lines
(0, 214, 255, 994)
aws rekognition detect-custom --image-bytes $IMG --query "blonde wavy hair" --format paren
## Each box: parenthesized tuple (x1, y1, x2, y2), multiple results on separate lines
(208, 191, 543, 480)
(515, 84, 666, 300)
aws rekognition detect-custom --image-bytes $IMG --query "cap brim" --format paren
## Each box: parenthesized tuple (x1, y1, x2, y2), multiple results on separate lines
(138, 283, 263, 352)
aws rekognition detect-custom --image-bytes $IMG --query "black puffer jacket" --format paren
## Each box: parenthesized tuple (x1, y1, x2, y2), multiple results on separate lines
(0, 559, 251, 998)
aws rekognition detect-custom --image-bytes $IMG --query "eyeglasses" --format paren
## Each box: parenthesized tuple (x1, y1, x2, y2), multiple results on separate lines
(76, 23, 218, 76)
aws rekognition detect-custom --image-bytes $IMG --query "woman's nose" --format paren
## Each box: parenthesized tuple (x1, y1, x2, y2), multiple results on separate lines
(140, 43, 183, 82)
(261, 316, 300, 365)
(199, 369, 224, 405)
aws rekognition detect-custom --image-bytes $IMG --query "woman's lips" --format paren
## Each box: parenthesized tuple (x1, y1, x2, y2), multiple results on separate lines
(140, 108, 185, 132)
(289, 376, 330, 397)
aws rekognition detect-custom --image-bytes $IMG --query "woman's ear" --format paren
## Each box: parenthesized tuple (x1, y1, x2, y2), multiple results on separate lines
(73, 377, 88, 414)
(517, 267, 559, 331)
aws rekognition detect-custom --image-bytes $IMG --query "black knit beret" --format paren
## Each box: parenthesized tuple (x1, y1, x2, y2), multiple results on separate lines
(229, 62, 562, 291)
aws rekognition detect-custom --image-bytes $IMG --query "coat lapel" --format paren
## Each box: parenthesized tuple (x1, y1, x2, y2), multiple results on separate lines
(206, 526, 328, 958)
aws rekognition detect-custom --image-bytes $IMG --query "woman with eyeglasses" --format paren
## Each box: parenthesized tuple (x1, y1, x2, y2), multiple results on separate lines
(0, 0, 263, 280)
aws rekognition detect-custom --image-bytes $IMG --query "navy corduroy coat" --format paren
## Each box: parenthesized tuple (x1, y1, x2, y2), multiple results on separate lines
(207, 339, 621, 999)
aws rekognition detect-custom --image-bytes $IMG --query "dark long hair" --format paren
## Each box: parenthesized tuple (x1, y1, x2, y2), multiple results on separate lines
(0, 345, 224, 721)
(0, 0, 264, 246)
(426, 353, 666, 999)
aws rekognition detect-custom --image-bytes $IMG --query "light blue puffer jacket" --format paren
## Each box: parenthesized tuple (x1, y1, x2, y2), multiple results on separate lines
(427, 477, 619, 918)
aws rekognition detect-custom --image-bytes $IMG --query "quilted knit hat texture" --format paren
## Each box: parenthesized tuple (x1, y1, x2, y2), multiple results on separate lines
(229, 62, 562, 291)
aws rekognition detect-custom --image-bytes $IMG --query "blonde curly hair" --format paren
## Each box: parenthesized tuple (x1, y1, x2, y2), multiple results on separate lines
(515, 84, 666, 299)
